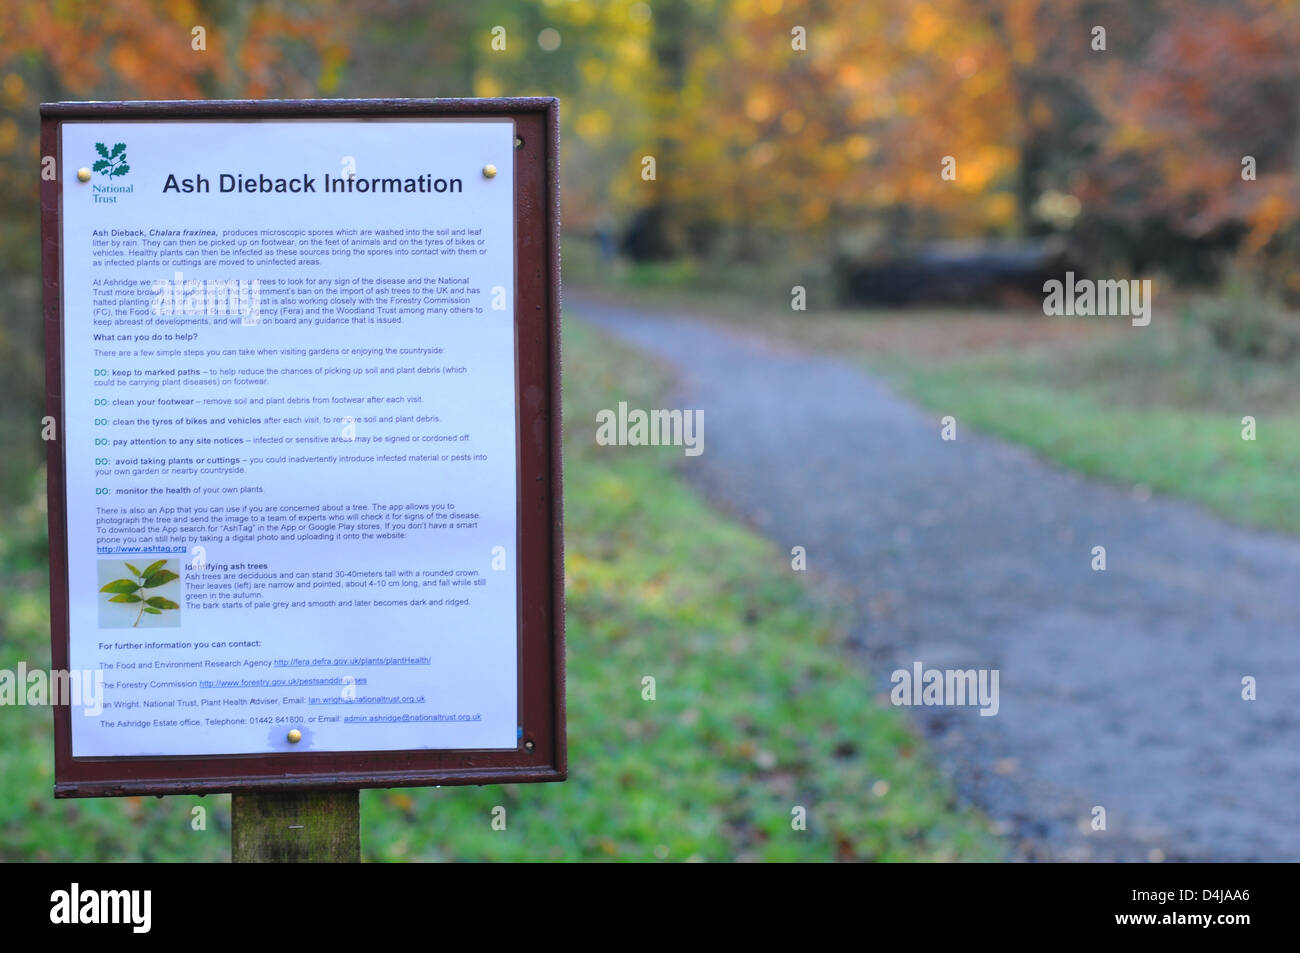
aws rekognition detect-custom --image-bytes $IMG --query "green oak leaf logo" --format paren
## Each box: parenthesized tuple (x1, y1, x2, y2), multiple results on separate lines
(92, 142, 129, 178)
(100, 559, 180, 626)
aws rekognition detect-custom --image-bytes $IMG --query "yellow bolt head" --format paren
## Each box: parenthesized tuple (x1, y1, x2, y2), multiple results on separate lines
(482, 164, 497, 179)
(77, 168, 92, 182)
(287, 729, 302, 743)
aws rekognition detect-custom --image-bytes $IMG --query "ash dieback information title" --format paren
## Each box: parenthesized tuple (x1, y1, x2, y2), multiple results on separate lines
(162, 171, 467, 195)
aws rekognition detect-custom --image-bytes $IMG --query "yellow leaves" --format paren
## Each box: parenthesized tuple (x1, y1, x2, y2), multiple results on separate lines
(166, 0, 203, 29)
(905, 2, 948, 52)
(848, 94, 892, 123)
(385, 792, 414, 813)
(799, 197, 831, 227)
(566, 1, 596, 27)
(982, 192, 1019, 228)
(733, 0, 783, 16)
(1109, 123, 1152, 152)
(318, 45, 347, 95)
(835, 63, 865, 90)
(845, 135, 874, 161)
(955, 145, 1016, 193)
(744, 91, 774, 122)
(575, 110, 612, 142)
(563, 552, 598, 595)
(615, 1, 655, 36)
(3, 73, 24, 101)
(474, 73, 503, 99)
(1004, 0, 1045, 64)
(0, 119, 17, 154)
(616, 36, 649, 71)
(580, 57, 607, 86)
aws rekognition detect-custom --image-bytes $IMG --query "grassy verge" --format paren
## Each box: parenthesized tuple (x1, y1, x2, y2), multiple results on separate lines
(0, 315, 999, 862)
(883, 342, 1300, 535)
(854, 308, 1300, 535)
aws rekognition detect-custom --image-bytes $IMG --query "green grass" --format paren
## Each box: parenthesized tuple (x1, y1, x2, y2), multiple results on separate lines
(0, 316, 1000, 862)
(877, 318, 1300, 535)
(0, 481, 229, 861)
(563, 234, 802, 304)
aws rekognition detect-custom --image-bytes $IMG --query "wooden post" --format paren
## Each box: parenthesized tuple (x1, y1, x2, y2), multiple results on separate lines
(232, 790, 360, 863)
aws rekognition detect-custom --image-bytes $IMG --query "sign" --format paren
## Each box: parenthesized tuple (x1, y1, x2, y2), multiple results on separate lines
(40, 99, 564, 797)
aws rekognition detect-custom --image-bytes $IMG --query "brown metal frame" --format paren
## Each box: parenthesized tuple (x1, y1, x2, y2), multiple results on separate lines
(40, 98, 564, 797)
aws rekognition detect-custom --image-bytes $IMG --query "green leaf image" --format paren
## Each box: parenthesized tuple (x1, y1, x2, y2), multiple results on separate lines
(93, 144, 128, 178)
(102, 560, 179, 627)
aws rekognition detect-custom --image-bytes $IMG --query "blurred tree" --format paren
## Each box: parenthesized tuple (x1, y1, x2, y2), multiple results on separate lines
(653, 0, 1037, 264)
(623, 0, 1297, 286)
(345, 0, 656, 233)
(1082, 0, 1300, 288)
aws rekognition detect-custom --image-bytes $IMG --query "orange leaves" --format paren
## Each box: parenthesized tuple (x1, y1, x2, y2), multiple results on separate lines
(1089, 0, 1300, 249)
(0, 0, 357, 222)
(3, 0, 209, 100)
(903, 2, 949, 53)
(0, 1, 355, 111)
(648, 0, 1299, 253)
(1243, 191, 1297, 252)
(652, 0, 1034, 236)
(234, 7, 355, 100)
(744, 90, 775, 122)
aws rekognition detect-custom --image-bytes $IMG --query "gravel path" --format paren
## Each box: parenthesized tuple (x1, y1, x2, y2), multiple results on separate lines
(578, 296, 1300, 862)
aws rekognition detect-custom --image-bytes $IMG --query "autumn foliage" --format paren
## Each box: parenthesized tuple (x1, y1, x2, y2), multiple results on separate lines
(0, 0, 1295, 275)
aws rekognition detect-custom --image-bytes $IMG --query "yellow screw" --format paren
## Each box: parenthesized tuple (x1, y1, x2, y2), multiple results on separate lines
(482, 164, 497, 179)
(287, 729, 302, 743)
(76, 168, 91, 182)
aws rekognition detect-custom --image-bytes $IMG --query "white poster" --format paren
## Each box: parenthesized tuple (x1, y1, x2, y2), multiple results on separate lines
(59, 119, 519, 756)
